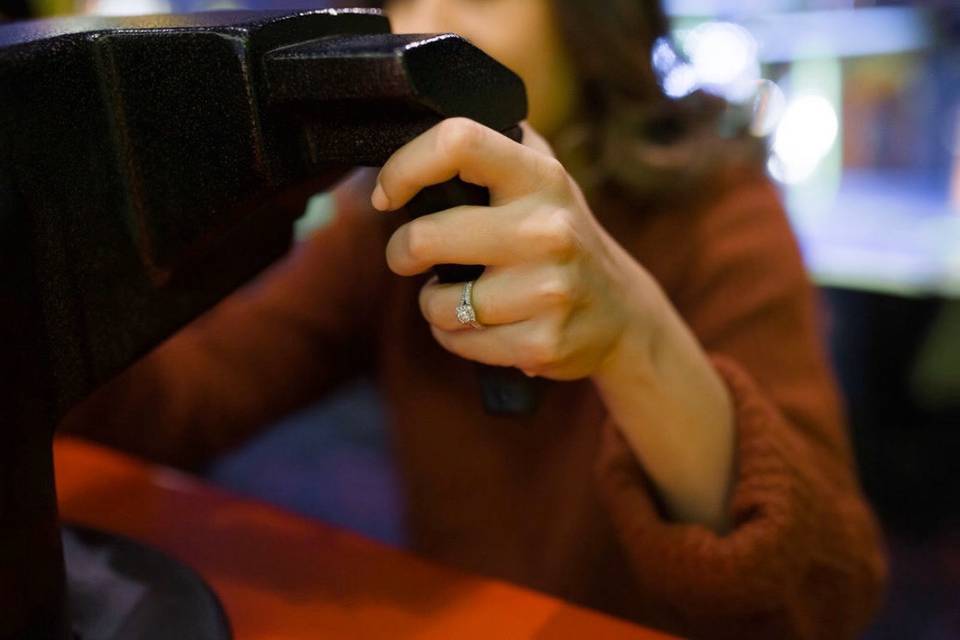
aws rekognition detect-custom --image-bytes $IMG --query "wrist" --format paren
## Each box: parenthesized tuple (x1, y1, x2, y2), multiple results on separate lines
(592, 272, 669, 393)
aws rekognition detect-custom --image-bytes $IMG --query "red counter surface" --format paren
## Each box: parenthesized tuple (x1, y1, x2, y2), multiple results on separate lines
(54, 436, 678, 640)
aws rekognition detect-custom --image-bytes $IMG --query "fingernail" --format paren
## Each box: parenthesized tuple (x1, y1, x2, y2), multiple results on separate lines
(371, 182, 390, 211)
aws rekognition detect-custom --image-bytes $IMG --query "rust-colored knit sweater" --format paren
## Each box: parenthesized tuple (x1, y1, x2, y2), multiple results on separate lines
(62, 167, 887, 639)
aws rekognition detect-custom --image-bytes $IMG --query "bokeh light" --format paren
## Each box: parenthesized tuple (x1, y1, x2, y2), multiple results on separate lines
(768, 94, 839, 184)
(682, 21, 760, 102)
(84, 0, 172, 14)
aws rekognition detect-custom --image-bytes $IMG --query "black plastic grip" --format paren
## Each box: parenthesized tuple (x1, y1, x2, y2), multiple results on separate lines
(402, 126, 541, 416)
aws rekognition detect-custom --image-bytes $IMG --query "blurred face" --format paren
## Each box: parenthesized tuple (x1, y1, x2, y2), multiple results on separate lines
(384, 0, 579, 138)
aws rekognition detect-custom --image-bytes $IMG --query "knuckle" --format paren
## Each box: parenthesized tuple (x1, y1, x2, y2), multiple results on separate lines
(538, 156, 568, 189)
(518, 330, 562, 371)
(403, 219, 437, 265)
(534, 208, 579, 258)
(437, 118, 483, 158)
(537, 273, 575, 307)
(536, 155, 570, 197)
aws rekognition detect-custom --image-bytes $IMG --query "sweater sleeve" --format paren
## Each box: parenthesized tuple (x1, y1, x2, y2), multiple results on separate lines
(593, 177, 888, 639)
(59, 170, 392, 470)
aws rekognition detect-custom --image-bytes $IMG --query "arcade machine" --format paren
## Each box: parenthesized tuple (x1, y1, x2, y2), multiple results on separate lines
(0, 9, 530, 638)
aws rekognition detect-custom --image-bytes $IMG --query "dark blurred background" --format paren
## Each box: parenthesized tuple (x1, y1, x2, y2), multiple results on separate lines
(3, 0, 959, 637)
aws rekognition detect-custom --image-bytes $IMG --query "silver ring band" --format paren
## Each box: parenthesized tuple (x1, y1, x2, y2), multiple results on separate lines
(456, 280, 484, 329)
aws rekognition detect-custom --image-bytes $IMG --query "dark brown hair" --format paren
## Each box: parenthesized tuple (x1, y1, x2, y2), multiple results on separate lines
(545, 0, 764, 207)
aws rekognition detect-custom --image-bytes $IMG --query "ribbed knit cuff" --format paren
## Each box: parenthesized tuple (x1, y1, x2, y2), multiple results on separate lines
(593, 354, 820, 621)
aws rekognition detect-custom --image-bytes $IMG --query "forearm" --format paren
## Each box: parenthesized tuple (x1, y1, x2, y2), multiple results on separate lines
(591, 280, 735, 532)
(62, 178, 386, 467)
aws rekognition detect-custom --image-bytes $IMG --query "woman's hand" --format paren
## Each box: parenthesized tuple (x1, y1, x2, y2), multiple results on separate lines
(373, 118, 661, 382)
(374, 117, 734, 531)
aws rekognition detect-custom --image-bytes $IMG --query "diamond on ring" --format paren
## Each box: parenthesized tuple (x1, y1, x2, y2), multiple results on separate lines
(456, 280, 484, 329)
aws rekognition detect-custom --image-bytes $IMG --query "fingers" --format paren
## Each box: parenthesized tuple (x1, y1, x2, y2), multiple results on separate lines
(418, 265, 580, 332)
(385, 199, 579, 276)
(373, 118, 568, 210)
(375, 118, 591, 380)
(429, 317, 570, 377)
(429, 322, 531, 369)
(385, 203, 518, 276)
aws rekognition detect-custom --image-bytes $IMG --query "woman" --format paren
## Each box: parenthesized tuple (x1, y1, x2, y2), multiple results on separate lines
(63, 0, 887, 637)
